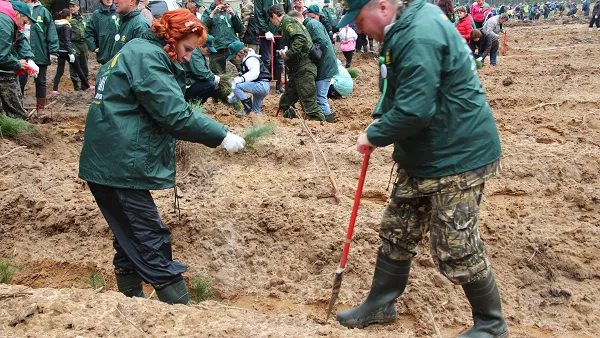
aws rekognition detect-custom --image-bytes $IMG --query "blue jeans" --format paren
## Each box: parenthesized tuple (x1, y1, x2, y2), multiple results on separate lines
(316, 78, 333, 116)
(232, 81, 270, 114)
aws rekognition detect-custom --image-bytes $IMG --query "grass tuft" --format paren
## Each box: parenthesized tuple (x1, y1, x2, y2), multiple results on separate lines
(0, 259, 22, 284)
(347, 68, 359, 78)
(190, 274, 215, 303)
(243, 123, 275, 148)
(0, 115, 36, 137)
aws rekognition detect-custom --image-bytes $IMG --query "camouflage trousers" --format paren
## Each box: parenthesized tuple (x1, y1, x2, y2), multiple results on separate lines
(379, 160, 501, 285)
(0, 73, 27, 119)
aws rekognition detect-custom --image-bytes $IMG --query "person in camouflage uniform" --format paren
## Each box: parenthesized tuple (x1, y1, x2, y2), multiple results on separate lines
(267, 4, 324, 121)
(336, 0, 509, 337)
(69, 0, 88, 91)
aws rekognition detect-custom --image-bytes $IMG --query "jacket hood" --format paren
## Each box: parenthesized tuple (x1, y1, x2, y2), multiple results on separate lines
(0, 1, 19, 29)
(55, 19, 71, 27)
(101, 3, 116, 13)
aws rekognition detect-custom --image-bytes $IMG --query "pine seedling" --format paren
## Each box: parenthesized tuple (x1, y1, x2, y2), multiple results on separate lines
(243, 123, 275, 148)
(0, 259, 22, 284)
(347, 68, 359, 78)
(0, 115, 35, 137)
(77, 271, 107, 290)
(190, 274, 215, 303)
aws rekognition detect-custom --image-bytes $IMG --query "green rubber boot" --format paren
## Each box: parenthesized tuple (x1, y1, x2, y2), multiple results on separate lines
(336, 249, 411, 328)
(115, 273, 146, 298)
(459, 272, 509, 338)
(155, 279, 191, 305)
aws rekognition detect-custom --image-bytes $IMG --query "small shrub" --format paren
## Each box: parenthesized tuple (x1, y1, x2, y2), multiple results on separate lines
(243, 123, 275, 148)
(190, 274, 215, 303)
(347, 68, 359, 78)
(0, 259, 22, 284)
(77, 271, 107, 289)
(0, 115, 36, 137)
(475, 59, 484, 69)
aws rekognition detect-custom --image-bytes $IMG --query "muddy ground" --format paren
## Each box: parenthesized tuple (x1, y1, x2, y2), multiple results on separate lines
(1, 23, 600, 337)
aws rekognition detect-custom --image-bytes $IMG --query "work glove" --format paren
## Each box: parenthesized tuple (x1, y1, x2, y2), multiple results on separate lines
(221, 132, 245, 153)
(476, 57, 483, 62)
(27, 60, 39, 78)
(68, 54, 75, 64)
(265, 31, 274, 40)
(214, 74, 220, 85)
(233, 76, 243, 84)
(332, 33, 338, 40)
(356, 133, 375, 154)
(50, 54, 58, 63)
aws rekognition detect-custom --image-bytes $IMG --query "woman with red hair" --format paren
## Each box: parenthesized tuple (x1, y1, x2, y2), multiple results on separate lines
(79, 9, 245, 305)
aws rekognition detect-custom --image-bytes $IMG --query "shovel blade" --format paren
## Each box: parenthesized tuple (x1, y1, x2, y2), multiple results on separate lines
(326, 272, 344, 321)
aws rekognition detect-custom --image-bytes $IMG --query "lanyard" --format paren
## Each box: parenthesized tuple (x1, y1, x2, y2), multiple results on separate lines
(374, 56, 388, 114)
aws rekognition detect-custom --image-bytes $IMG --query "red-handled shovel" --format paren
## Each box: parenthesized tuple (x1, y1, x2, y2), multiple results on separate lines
(326, 145, 372, 321)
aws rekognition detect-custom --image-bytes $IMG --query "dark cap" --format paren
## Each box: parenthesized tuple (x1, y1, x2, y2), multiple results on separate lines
(337, 0, 370, 28)
(10, 1, 36, 23)
(226, 41, 244, 61)
(192, 0, 206, 7)
(307, 4, 321, 14)
(204, 34, 217, 53)
(69, 0, 79, 5)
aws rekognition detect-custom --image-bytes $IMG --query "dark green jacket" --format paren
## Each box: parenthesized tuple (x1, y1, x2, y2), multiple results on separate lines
(366, 0, 502, 178)
(110, 9, 149, 59)
(29, 2, 59, 66)
(254, 0, 291, 34)
(279, 15, 312, 73)
(0, 14, 21, 74)
(79, 32, 228, 190)
(84, 4, 118, 65)
(303, 17, 337, 81)
(16, 31, 34, 61)
(321, 5, 339, 29)
(70, 14, 86, 43)
(183, 48, 215, 86)
(201, 3, 243, 50)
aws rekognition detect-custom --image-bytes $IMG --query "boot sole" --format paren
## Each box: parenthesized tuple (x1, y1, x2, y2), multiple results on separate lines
(339, 316, 396, 329)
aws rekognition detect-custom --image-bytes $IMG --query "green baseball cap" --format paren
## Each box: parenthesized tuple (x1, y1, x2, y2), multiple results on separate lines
(324, 0, 331, 3)
(10, 1, 36, 23)
(226, 41, 244, 61)
(204, 34, 217, 53)
(69, 0, 79, 5)
(192, 0, 206, 7)
(307, 4, 321, 14)
(337, 0, 369, 28)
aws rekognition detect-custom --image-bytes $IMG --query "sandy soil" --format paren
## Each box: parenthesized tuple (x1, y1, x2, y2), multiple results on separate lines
(1, 23, 600, 337)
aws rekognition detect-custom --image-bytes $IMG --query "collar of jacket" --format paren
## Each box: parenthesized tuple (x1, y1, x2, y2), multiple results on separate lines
(121, 8, 141, 22)
(384, 0, 418, 37)
(55, 18, 71, 27)
(302, 17, 311, 26)
(101, 4, 117, 13)
(72, 13, 83, 20)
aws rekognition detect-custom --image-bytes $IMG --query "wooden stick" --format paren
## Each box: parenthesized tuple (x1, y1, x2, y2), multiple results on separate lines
(116, 302, 149, 338)
(526, 102, 560, 112)
(0, 146, 26, 159)
(427, 307, 443, 338)
(147, 290, 155, 300)
(291, 107, 342, 204)
(105, 323, 125, 337)
(0, 290, 32, 300)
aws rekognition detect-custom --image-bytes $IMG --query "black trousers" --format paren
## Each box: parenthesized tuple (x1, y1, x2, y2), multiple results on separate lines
(260, 37, 283, 82)
(589, 15, 600, 27)
(342, 51, 354, 67)
(356, 34, 368, 51)
(88, 182, 187, 285)
(185, 80, 217, 103)
(19, 65, 48, 98)
(53, 53, 88, 91)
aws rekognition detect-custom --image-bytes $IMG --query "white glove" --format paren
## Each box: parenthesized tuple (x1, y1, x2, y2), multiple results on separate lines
(68, 54, 75, 63)
(50, 54, 58, 63)
(221, 132, 245, 153)
(332, 33, 338, 40)
(476, 57, 483, 62)
(265, 31, 274, 41)
(214, 74, 220, 85)
(27, 60, 39, 78)
(233, 76, 243, 84)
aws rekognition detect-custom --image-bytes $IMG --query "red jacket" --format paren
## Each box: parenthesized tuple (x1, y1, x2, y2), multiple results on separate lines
(456, 15, 474, 43)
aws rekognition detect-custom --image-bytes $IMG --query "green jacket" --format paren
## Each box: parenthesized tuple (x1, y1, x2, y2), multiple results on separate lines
(254, 0, 291, 34)
(279, 15, 312, 73)
(29, 2, 59, 66)
(110, 9, 150, 59)
(84, 4, 118, 65)
(183, 48, 215, 86)
(321, 5, 339, 29)
(303, 17, 337, 81)
(79, 32, 228, 190)
(201, 3, 243, 50)
(366, 0, 502, 178)
(70, 14, 86, 43)
(0, 14, 21, 74)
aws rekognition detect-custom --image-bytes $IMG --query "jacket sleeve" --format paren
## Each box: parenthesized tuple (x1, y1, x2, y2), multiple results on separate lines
(16, 31, 35, 60)
(286, 26, 311, 60)
(0, 25, 21, 71)
(254, 0, 268, 34)
(63, 25, 74, 54)
(84, 12, 98, 51)
(188, 52, 215, 82)
(479, 34, 497, 59)
(367, 41, 441, 147)
(320, 16, 332, 33)
(241, 57, 260, 82)
(232, 10, 243, 33)
(201, 9, 213, 28)
(45, 10, 60, 55)
(482, 18, 498, 38)
(133, 60, 227, 146)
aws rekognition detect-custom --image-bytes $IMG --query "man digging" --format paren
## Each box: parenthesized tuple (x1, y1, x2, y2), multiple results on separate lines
(336, 0, 509, 337)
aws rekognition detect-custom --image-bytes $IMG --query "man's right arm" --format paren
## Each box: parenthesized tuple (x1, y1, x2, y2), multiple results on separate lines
(84, 12, 98, 51)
